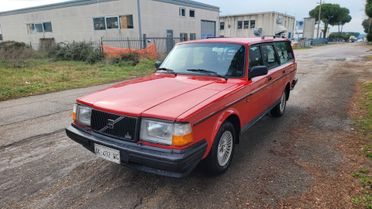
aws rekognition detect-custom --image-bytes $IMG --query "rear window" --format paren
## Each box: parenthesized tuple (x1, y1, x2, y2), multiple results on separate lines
(274, 41, 294, 64)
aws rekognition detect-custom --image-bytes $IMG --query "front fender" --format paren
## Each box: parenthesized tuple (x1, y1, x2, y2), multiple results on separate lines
(202, 108, 241, 159)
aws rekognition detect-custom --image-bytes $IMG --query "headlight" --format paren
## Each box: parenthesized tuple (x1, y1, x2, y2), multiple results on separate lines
(140, 119, 193, 146)
(72, 104, 92, 126)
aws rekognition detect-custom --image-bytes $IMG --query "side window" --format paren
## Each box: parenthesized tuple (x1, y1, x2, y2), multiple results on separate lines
(285, 41, 294, 60)
(274, 42, 289, 64)
(261, 44, 279, 69)
(249, 45, 263, 71)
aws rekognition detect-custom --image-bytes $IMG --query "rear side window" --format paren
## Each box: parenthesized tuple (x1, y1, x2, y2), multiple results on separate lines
(249, 45, 263, 71)
(261, 44, 279, 69)
(274, 41, 294, 64)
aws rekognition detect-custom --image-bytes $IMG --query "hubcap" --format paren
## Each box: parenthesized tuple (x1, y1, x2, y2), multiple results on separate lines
(279, 92, 286, 113)
(217, 130, 233, 167)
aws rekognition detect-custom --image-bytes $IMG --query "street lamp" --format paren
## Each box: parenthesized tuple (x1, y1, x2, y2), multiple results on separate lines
(317, 0, 322, 39)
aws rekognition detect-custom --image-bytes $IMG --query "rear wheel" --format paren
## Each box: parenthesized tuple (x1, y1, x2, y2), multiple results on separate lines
(271, 91, 287, 117)
(204, 121, 236, 175)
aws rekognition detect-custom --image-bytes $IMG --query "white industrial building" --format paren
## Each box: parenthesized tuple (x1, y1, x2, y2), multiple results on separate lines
(219, 12, 295, 39)
(0, 0, 219, 49)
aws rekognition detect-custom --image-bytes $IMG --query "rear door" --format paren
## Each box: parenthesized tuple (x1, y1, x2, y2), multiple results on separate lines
(259, 43, 281, 108)
(270, 41, 295, 103)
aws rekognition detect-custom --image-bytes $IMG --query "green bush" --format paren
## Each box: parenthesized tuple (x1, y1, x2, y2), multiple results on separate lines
(111, 53, 140, 66)
(329, 32, 360, 41)
(49, 41, 103, 64)
(0, 41, 35, 67)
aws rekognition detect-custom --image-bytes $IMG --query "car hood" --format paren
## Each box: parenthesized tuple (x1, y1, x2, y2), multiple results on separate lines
(77, 74, 239, 120)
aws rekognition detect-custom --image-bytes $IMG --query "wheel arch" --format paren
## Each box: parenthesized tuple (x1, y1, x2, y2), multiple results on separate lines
(212, 108, 241, 145)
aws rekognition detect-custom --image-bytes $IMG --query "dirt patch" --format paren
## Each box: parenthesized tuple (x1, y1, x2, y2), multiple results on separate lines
(281, 53, 372, 208)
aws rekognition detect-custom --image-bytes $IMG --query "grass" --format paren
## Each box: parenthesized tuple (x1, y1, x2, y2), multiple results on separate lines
(0, 59, 155, 101)
(352, 82, 372, 208)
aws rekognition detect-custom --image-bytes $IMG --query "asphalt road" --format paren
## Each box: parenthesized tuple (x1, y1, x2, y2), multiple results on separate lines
(0, 43, 371, 209)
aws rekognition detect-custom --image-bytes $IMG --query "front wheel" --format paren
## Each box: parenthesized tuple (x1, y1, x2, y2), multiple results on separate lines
(271, 91, 287, 117)
(203, 121, 236, 175)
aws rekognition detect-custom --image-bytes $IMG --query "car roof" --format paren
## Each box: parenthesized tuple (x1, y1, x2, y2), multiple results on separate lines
(179, 37, 289, 46)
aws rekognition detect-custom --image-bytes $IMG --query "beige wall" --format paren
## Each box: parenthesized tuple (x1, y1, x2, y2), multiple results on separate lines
(219, 12, 295, 38)
(0, 0, 140, 48)
(0, 0, 219, 48)
(141, 0, 219, 39)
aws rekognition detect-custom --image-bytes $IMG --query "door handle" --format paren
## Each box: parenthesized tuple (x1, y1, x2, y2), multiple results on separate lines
(268, 76, 272, 81)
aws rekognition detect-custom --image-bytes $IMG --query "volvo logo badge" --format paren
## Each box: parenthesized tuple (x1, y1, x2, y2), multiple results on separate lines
(107, 119, 115, 129)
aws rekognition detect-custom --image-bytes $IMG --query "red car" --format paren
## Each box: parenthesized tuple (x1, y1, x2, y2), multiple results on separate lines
(66, 37, 297, 177)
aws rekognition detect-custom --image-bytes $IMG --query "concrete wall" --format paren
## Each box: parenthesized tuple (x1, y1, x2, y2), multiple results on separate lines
(219, 12, 295, 38)
(140, 0, 218, 39)
(0, 0, 140, 48)
(303, 17, 315, 39)
(0, 0, 219, 49)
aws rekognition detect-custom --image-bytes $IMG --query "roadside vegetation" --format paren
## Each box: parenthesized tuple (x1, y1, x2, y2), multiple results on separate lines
(352, 81, 372, 208)
(0, 41, 154, 101)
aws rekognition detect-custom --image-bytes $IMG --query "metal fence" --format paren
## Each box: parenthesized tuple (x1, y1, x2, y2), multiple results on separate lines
(101, 35, 183, 57)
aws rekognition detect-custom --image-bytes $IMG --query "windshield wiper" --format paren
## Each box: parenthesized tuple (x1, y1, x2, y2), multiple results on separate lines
(157, 67, 177, 75)
(187, 69, 227, 80)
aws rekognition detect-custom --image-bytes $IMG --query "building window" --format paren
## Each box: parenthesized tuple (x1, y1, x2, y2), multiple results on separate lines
(35, 23, 43, 32)
(120, 15, 134, 29)
(243, 21, 249, 29)
(190, 33, 196, 40)
(93, 17, 106, 30)
(189, 10, 195, 17)
(180, 33, 188, 41)
(0, 34, 2, 41)
(237, 21, 242, 29)
(250, 20, 256, 29)
(106, 17, 119, 29)
(220, 22, 225, 30)
(26, 22, 53, 34)
(179, 8, 186, 16)
(27, 24, 35, 34)
(43, 22, 53, 32)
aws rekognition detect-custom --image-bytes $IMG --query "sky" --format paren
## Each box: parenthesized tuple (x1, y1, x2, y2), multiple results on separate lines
(0, 0, 367, 33)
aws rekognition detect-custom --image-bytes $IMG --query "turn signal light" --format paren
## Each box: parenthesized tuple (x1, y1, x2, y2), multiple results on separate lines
(172, 133, 193, 147)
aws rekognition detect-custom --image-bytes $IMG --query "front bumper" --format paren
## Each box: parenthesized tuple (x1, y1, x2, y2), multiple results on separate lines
(65, 125, 207, 178)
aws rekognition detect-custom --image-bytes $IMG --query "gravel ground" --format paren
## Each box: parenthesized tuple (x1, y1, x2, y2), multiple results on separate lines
(0, 43, 371, 209)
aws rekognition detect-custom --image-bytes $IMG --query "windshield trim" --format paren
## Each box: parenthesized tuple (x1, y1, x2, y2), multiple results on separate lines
(160, 42, 247, 79)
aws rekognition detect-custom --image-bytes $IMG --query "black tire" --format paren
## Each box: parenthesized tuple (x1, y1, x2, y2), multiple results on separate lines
(271, 91, 287, 117)
(203, 121, 236, 175)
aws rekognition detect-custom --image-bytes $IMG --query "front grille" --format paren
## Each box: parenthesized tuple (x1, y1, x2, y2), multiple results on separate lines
(91, 110, 138, 141)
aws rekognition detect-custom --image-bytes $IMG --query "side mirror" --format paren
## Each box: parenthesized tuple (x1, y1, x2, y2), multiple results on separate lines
(249, 65, 268, 79)
(154, 60, 162, 70)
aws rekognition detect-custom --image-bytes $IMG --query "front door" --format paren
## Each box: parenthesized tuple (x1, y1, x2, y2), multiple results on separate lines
(239, 45, 273, 127)
(166, 29, 174, 53)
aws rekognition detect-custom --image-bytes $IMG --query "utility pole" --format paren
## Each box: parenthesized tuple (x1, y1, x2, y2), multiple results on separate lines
(316, 0, 322, 39)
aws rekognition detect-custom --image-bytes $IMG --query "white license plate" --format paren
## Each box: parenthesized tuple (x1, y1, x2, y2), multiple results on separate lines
(94, 144, 120, 164)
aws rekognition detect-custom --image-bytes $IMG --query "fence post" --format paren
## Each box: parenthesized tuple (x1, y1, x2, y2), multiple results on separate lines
(127, 37, 131, 50)
(100, 37, 103, 54)
(143, 34, 147, 49)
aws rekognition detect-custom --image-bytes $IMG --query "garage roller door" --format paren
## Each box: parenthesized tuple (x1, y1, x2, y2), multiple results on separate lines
(201, 20, 216, 39)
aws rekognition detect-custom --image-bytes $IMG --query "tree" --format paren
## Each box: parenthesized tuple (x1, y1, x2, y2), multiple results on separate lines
(366, 0, 372, 41)
(362, 18, 372, 34)
(337, 8, 351, 32)
(366, 0, 372, 18)
(309, 3, 352, 38)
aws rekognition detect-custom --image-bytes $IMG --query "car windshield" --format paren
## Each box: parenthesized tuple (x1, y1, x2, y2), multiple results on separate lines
(160, 43, 246, 78)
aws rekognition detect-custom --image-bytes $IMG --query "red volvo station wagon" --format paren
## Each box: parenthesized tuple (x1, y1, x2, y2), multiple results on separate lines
(66, 38, 298, 177)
